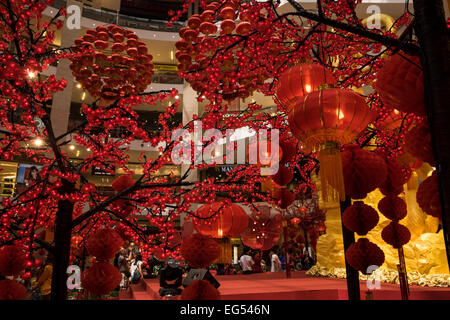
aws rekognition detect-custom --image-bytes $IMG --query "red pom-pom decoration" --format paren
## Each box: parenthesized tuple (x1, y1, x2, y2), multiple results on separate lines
(0, 280, 27, 300)
(404, 122, 435, 166)
(342, 201, 379, 236)
(181, 234, 220, 268)
(381, 222, 411, 248)
(86, 228, 123, 260)
(346, 238, 385, 274)
(375, 53, 425, 116)
(417, 171, 442, 219)
(0, 245, 27, 276)
(341, 145, 387, 199)
(81, 261, 122, 296)
(181, 280, 221, 300)
(279, 137, 299, 163)
(377, 195, 407, 221)
(111, 174, 135, 192)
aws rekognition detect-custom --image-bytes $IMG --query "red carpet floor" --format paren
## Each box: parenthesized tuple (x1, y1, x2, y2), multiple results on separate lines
(119, 271, 450, 300)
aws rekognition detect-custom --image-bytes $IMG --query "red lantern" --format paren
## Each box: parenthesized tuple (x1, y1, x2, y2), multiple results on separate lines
(181, 234, 220, 268)
(220, 6, 236, 20)
(289, 88, 375, 201)
(0, 245, 27, 276)
(272, 188, 295, 209)
(379, 155, 410, 196)
(346, 238, 385, 274)
(341, 144, 387, 199)
(194, 202, 248, 238)
(377, 195, 407, 221)
(381, 222, 411, 248)
(404, 122, 435, 166)
(279, 137, 299, 163)
(375, 53, 425, 116)
(275, 63, 337, 110)
(291, 217, 301, 226)
(181, 280, 221, 300)
(241, 208, 282, 250)
(81, 261, 122, 296)
(342, 201, 379, 236)
(270, 164, 293, 186)
(236, 22, 251, 35)
(86, 228, 123, 261)
(199, 22, 217, 36)
(221, 19, 236, 34)
(417, 171, 442, 219)
(112, 174, 135, 192)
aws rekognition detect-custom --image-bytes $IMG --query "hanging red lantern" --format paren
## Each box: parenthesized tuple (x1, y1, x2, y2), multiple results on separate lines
(279, 137, 299, 163)
(241, 208, 282, 250)
(220, 6, 236, 20)
(340, 144, 387, 199)
(404, 122, 435, 166)
(181, 234, 220, 268)
(81, 261, 122, 296)
(275, 63, 337, 110)
(270, 164, 293, 186)
(86, 227, 123, 261)
(417, 171, 442, 219)
(0, 280, 27, 300)
(379, 155, 410, 196)
(194, 202, 248, 238)
(236, 22, 251, 35)
(377, 195, 407, 221)
(199, 22, 217, 36)
(291, 217, 301, 226)
(381, 222, 411, 249)
(342, 201, 379, 236)
(0, 245, 27, 276)
(272, 188, 295, 209)
(289, 88, 375, 201)
(111, 174, 135, 192)
(188, 14, 202, 29)
(221, 19, 236, 34)
(181, 280, 221, 300)
(375, 53, 425, 116)
(346, 238, 385, 274)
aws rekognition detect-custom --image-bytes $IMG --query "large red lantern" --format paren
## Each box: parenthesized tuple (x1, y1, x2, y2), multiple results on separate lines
(375, 53, 425, 116)
(275, 63, 337, 110)
(289, 88, 375, 201)
(241, 206, 282, 250)
(86, 228, 123, 261)
(193, 202, 248, 238)
(404, 122, 435, 166)
(181, 234, 220, 269)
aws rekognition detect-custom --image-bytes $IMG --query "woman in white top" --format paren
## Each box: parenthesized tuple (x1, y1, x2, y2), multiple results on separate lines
(270, 250, 282, 272)
(130, 253, 144, 284)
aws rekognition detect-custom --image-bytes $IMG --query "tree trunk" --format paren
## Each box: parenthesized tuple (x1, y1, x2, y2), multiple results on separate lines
(413, 0, 450, 269)
(50, 180, 75, 300)
(340, 196, 360, 300)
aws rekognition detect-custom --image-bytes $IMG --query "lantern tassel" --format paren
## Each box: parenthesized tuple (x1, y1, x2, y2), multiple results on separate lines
(318, 142, 345, 203)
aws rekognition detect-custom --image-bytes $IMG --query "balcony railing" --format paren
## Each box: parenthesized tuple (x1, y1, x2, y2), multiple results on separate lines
(51, 0, 184, 32)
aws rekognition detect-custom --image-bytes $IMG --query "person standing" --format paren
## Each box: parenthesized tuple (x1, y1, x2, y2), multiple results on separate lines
(118, 248, 130, 290)
(130, 253, 144, 284)
(32, 254, 53, 300)
(270, 250, 282, 272)
(239, 249, 254, 274)
(252, 252, 263, 273)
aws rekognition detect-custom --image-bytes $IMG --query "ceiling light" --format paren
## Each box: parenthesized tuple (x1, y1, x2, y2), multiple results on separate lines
(76, 83, 82, 89)
(81, 92, 86, 100)
(175, 95, 179, 99)
(27, 71, 36, 79)
(69, 145, 75, 150)
(170, 50, 174, 60)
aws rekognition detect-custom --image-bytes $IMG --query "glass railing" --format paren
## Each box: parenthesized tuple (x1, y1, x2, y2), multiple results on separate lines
(51, 0, 184, 32)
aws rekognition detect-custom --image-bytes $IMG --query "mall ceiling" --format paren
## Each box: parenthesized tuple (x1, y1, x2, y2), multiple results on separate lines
(120, 0, 186, 21)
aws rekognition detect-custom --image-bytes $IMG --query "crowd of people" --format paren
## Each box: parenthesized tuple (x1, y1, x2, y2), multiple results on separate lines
(238, 247, 316, 274)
